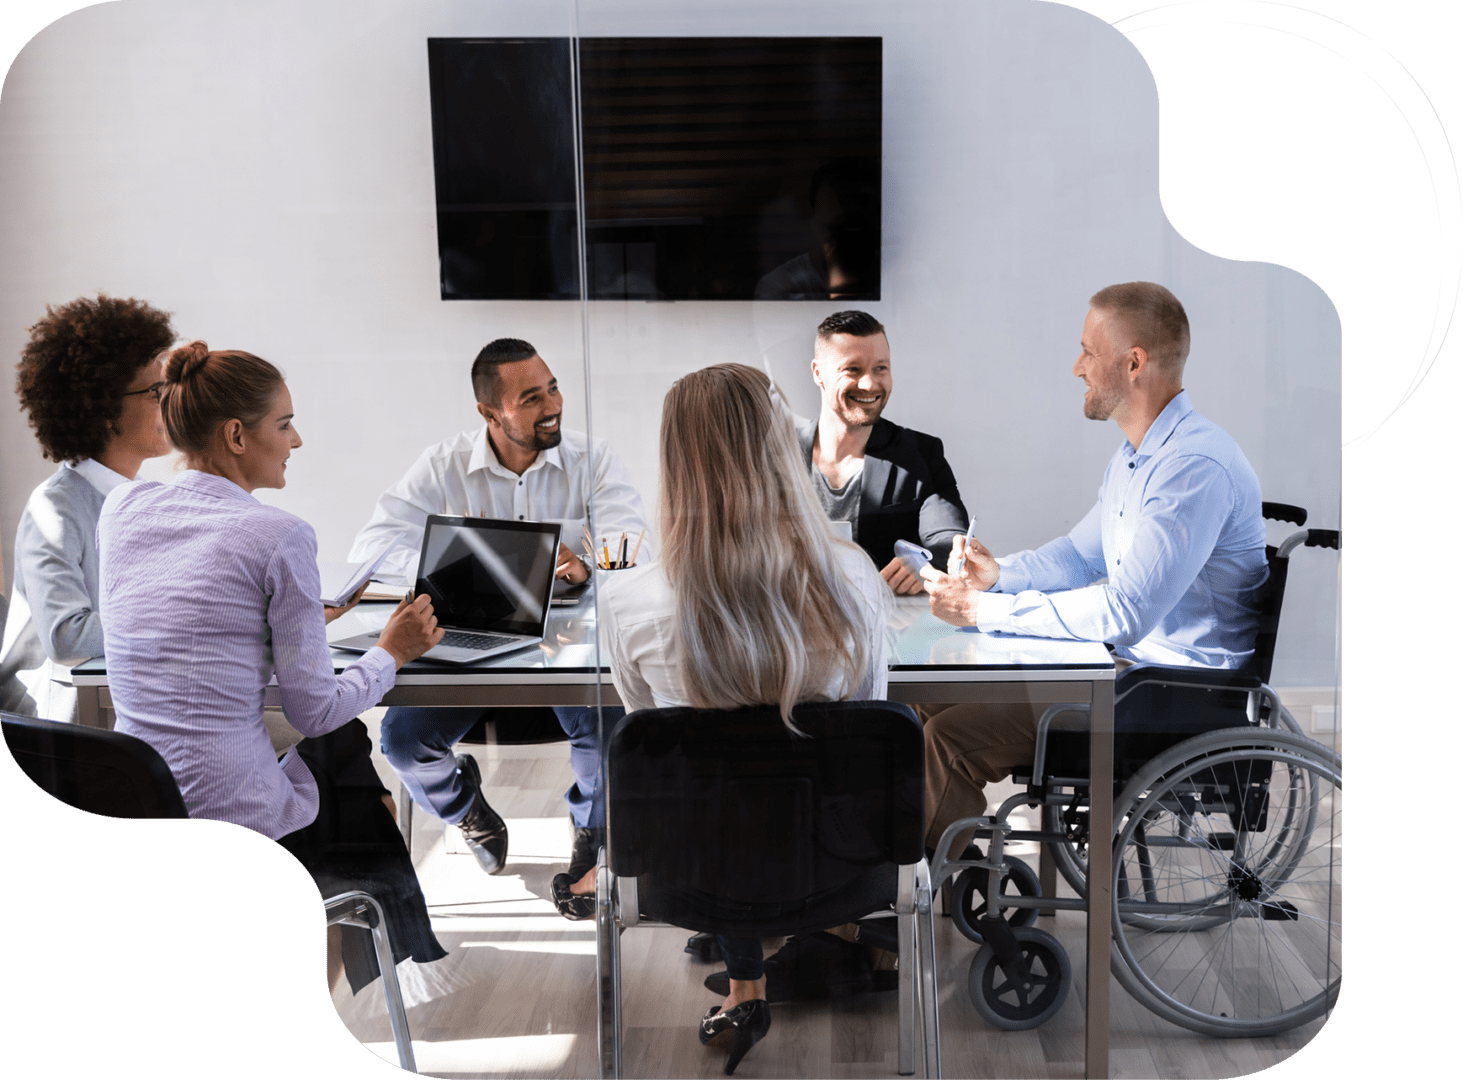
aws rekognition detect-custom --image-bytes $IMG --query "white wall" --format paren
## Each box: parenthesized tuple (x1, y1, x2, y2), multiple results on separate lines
(0, 0, 1339, 685)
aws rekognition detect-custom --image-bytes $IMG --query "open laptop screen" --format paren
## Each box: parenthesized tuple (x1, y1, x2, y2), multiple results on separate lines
(415, 519, 559, 636)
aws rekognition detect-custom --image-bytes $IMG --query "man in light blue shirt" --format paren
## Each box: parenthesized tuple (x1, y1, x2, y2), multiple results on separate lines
(919, 282, 1267, 848)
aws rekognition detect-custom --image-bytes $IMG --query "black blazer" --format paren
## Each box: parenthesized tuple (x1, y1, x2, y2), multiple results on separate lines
(797, 417, 969, 570)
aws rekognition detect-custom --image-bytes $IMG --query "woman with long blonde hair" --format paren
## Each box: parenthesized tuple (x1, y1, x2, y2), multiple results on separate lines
(594, 362, 890, 1073)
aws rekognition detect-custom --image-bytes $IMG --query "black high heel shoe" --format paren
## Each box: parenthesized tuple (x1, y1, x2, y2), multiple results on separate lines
(550, 872, 595, 920)
(698, 998, 771, 1075)
(551, 825, 603, 920)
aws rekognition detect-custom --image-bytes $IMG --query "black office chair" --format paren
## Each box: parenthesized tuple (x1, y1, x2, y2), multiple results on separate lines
(2, 710, 419, 1072)
(929, 504, 1341, 1037)
(594, 700, 940, 1079)
(3, 709, 189, 818)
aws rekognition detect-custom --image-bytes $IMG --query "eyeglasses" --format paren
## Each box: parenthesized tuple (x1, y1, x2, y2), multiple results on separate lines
(122, 381, 166, 403)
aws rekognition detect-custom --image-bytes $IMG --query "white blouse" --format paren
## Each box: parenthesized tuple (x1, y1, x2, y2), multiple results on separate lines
(596, 542, 890, 714)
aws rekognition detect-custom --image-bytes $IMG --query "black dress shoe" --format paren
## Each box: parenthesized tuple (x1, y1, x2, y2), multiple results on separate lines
(699, 999, 770, 1075)
(454, 754, 508, 874)
(685, 931, 722, 961)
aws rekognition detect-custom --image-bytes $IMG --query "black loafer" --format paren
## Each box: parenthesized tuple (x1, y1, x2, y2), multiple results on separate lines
(455, 754, 509, 874)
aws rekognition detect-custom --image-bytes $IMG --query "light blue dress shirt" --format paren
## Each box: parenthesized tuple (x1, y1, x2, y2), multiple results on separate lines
(976, 391, 1267, 669)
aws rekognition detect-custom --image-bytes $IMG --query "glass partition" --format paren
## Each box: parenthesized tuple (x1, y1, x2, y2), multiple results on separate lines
(0, 0, 1340, 1075)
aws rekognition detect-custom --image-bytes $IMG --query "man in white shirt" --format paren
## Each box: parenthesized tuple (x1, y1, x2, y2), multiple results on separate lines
(918, 283, 1267, 852)
(349, 338, 650, 877)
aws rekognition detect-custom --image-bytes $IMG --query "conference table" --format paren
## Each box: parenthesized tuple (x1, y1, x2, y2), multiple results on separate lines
(71, 592, 1117, 1079)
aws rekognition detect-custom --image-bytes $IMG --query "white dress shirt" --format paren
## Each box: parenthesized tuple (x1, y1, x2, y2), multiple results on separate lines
(976, 391, 1267, 669)
(349, 425, 652, 585)
(597, 544, 890, 714)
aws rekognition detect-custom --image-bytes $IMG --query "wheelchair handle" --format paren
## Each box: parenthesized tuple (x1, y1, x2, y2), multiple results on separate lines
(1261, 501, 1308, 526)
(1278, 528, 1340, 557)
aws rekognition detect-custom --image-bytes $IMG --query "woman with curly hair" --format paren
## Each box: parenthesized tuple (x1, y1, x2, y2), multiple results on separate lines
(1, 294, 175, 720)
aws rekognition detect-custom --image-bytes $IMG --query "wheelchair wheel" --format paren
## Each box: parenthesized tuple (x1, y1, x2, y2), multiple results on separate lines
(967, 926, 1070, 1030)
(1108, 730, 1341, 1037)
(1043, 802, 1090, 899)
(949, 857, 1041, 943)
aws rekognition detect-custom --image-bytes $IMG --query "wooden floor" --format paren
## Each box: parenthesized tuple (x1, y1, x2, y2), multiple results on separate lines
(333, 711, 1337, 1079)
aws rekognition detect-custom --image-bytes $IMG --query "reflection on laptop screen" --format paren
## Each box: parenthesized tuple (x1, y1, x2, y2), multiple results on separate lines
(416, 523, 557, 635)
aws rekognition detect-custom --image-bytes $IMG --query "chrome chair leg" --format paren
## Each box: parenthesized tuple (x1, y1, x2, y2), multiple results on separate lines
(596, 848, 622, 1079)
(915, 860, 942, 1078)
(897, 863, 917, 1076)
(325, 891, 416, 1073)
(398, 782, 413, 854)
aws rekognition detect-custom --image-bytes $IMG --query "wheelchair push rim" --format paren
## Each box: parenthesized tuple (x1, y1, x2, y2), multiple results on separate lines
(1108, 736, 1341, 1037)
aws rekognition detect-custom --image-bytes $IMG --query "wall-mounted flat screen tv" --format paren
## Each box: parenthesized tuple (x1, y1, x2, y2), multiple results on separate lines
(427, 37, 882, 301)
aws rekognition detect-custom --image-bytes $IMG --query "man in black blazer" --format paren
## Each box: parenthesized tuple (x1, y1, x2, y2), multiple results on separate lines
(797, 310, 969, 594)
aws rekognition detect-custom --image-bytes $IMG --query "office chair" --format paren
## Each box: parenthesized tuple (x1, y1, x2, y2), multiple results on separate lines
(2, 710, 418, 1072)
(594, 700, 940, 1078)
(928, 504, 1341, 1037)
(3, 708, 188, 818)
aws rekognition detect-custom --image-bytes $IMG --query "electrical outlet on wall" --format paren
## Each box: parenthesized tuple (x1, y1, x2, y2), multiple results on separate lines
(1310, 705, 1337, 732)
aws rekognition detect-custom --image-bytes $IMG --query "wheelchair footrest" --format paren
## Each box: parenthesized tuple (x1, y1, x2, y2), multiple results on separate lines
(1260, 900, 1300, 921)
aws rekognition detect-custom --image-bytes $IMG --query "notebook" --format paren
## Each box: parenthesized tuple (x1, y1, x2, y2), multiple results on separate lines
(332, 516, 562, 664)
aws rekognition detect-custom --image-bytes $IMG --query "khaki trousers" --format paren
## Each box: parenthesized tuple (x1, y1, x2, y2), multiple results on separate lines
(921, 656, 1129, 851)
(921, 702, 1047, 851)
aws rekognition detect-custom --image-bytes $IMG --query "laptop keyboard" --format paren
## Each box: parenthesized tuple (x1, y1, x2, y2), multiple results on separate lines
(438, 630, 524, 652)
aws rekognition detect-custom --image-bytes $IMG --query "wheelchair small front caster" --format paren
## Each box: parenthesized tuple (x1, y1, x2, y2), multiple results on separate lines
(968, 926, 1071, 1030)
(950, 858, 1042, 944)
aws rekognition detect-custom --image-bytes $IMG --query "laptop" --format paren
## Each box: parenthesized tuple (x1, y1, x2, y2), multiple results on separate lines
(333, 516, 562, 664)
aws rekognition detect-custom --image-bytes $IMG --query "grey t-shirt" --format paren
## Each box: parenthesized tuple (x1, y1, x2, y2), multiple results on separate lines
(809, 458, 863, 542)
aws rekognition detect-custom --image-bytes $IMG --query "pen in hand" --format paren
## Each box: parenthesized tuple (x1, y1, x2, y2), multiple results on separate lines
(954, 514, 979, 575)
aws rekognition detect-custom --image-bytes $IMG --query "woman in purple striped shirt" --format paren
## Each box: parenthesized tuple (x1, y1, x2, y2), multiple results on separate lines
(97, 340, 446, 993)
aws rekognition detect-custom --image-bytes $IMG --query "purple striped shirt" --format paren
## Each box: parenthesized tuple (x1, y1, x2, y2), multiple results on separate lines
(97, 470, 396, 839)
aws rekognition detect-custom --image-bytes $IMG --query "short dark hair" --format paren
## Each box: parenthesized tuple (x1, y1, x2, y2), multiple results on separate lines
(1089, 282, 1190, 374)
(14, 294, 175, 464)
(161, 341, 284, 456)
(471, 338, 539, 405)
(815, 310, 885, 341)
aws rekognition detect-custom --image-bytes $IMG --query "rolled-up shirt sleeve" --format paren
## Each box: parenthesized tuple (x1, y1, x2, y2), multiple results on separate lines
(266, 522, 397, 736)
(979, 457, 1234, 645)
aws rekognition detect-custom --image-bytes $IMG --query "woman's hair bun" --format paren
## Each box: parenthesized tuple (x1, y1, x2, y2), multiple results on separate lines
(165, 340, 210, 383)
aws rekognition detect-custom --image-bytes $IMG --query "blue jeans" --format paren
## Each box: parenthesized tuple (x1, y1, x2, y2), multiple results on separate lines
(379, 705, 624, 827)
(716, 936, 765, 981)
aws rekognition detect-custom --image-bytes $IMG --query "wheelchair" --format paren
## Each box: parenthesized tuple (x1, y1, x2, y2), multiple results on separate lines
(926, 503, 1341, 1039)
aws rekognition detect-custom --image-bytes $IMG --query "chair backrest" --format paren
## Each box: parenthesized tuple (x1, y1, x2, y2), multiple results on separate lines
(2, 710, 189, 819)
(1250, 500, 1321, 684)
(606, 700, 923, 904)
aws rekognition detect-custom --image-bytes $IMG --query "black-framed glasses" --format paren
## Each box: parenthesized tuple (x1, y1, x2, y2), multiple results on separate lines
(122, 381, 166, 403)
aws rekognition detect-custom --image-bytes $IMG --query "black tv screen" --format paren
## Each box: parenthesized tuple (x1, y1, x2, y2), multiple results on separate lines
(427, 37, 882, 301)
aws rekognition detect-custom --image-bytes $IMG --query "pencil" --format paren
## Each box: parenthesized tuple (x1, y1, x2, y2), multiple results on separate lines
(618, 533, 627, 569)
(582, 524, 595, 554)
(627, 527, 646, 569)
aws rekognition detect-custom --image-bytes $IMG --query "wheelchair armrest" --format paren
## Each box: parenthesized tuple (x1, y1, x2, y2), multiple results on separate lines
(1114, 662, 1261, 704)
(1031, 702, 1094, 788)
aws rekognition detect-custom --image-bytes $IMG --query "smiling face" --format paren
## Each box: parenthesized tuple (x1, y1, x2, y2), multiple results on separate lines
(1073, 307, 1130, 422)
(479, 355, 564, 455)
(236, 381, 301, 490)
(811, 331, 892, 429)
